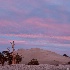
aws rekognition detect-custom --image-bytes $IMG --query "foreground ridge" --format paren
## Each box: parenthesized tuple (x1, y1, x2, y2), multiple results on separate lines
(0, 64, 70, 70)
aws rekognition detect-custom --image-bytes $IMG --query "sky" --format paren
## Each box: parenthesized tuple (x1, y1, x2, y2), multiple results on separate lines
(0, 0, 70, 56)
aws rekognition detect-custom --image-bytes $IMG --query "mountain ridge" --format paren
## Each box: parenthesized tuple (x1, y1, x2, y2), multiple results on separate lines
(15, 48, 70, 65)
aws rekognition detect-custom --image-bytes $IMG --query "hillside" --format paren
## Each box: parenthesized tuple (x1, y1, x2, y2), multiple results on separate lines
(15, 48, 70, 65)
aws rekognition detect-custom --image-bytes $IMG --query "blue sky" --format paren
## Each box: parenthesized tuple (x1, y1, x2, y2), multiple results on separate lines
(0, 0, 70, 56)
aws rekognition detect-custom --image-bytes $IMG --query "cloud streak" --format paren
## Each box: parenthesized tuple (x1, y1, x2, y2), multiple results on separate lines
(0, 0, 70, 55)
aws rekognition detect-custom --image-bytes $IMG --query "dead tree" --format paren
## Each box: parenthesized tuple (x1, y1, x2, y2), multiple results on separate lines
(10, 41, 16, 64)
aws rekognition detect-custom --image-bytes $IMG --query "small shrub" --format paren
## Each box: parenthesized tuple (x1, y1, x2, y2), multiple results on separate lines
(68, 62, 70, 64)
(63, 54, 68, 57)
(28, 58, 39, 65)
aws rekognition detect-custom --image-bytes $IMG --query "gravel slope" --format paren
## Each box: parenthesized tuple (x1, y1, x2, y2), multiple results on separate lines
(0, 64, 70, 70)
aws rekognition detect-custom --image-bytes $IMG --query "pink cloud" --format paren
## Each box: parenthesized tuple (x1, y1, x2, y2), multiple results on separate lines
(23, 18, 70, 34)
(0, 39, 27, 45)
(0, 17, 70, 36)
(0, 20, 15, 27)
(1, 33, 70, 41)
(0, 20, 22, 32)
(0, 33, 70, 49)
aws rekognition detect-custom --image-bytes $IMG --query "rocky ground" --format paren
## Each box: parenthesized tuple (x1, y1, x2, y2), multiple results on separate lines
(0, 64, 70, 70)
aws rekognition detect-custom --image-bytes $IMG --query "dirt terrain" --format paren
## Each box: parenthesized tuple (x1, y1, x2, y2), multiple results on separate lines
(15, 48, 70, 65)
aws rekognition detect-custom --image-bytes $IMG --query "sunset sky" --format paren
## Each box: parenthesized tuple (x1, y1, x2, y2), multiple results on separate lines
(0, 0, 70, 56)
